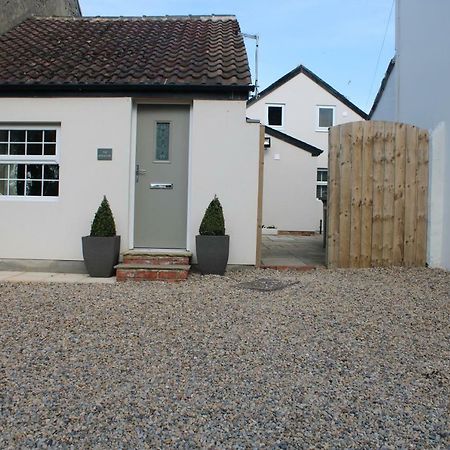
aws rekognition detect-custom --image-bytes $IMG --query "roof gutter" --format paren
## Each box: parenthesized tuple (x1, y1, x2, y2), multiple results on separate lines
(0, 83, 254, 98)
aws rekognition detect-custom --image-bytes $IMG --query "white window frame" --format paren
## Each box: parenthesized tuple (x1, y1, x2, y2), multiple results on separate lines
(316, 105, 335, 132)
(266, 103, 285, 129)
(316, 167, 328, 199)
(0, 124, 60, 201)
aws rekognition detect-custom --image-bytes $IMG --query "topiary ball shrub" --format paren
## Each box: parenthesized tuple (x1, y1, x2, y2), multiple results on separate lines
(199, 195, 226, 236)
(90, 196, 117, 237)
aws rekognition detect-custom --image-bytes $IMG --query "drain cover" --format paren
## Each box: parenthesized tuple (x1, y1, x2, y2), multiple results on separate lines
(237, 278, 300, 292)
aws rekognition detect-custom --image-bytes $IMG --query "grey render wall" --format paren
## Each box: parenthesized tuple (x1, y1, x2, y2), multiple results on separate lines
(394, 0, 450, 269)
(0, 0, 81, 34)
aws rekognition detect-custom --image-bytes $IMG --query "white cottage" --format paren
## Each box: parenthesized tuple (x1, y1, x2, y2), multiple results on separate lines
(247, 65, 367, 232)
(0, 16, 261, 274)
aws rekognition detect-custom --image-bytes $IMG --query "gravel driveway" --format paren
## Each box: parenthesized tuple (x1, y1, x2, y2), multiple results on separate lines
(1, 267, 449, 449)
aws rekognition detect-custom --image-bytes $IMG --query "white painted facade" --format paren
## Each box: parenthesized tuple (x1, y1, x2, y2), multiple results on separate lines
(247, 69, 365, 231)
(371, 0, 450, 270)
(262, 136, 318, 231)
(0, 97, 260, 267)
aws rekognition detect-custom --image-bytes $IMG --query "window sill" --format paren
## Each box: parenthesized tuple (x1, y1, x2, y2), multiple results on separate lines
(0, 196, 59, 202)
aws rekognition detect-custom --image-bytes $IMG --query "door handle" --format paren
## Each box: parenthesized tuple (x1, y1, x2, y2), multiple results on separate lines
(136, 164, 147, 182)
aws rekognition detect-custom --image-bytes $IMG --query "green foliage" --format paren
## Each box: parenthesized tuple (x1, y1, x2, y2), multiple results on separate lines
(90, 196, 117, 237)
(199, 195, 226, 236)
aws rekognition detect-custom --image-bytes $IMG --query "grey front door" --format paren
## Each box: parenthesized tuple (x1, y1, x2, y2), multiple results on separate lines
(134, 105, 189, 248)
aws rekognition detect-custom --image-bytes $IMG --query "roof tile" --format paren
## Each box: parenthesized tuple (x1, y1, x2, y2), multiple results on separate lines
(0, 16, 251, 89)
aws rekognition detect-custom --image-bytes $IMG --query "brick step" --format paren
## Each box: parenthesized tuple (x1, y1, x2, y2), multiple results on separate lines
(123, 255, 190, 265)
(115, 263, 191, 282)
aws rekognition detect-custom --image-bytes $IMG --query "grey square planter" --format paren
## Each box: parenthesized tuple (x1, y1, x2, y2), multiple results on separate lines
(195, 235, 229, 275)
(82, 235, 121, 277)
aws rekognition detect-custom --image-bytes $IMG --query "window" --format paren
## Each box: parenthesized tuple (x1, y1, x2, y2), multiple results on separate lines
(266, 104, 284, 127)
(316, 168, 328, 199)
(317, 106, 335, 130)
(155, 122, 170, 161)
(0, 127, 59, 198)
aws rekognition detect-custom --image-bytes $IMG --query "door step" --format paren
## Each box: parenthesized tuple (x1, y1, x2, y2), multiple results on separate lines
(116, 250, 192, 282)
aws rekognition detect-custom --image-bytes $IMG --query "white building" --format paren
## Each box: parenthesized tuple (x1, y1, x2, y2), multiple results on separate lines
(0, 16, 260, 272)
(247, 65, 367, 232)
(370, 0, 450, 270)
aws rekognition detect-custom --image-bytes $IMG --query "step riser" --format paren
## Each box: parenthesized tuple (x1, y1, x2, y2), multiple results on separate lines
(116, 269, 189, 282)
(123, 256, 189, 266)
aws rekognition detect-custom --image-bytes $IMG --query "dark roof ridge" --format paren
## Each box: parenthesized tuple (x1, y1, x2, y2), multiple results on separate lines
(29, 14, 237, 21)
(265, 126, 323, 156)
(248, 64, 368, 119)
(369, 57, 396, 119)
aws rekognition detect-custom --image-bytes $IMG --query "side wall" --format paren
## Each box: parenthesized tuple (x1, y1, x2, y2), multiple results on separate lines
(0, 97, 133, 262)
(262, 138, 318, 231)
(396, 0, 450, 269)
(190, 100, 260, 265)
(0, 0, 81, 35)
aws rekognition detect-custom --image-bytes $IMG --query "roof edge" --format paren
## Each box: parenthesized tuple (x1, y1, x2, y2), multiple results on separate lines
(248, 64, 368, 119)
(265, 126, 323, 156)
(368, 57, 396, 119)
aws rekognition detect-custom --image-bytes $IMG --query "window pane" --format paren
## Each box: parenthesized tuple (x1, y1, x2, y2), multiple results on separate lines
(319, 108, 334, 128)
(27, 164, 43, 180)
(27, 143, 43, 156)
(0, 130, 8, 142)
(0, 143, 7, 155)
(317, 169, 328, 182)
(10, 143, 25, 155)
(44, 130, 56, 142)
(268, 106, 282, 126)
(0, 164, 7, 178)
(27, 130, 43, 143)
(44, 165, 59, 180)
(9, 164, 26, 179)
(316, 185, 328, 199)
(44, 143, 56, 156)
(0, 179, 7, 195)
(155, 122, 170, 161)
(26, 180, 42, 196)
(10, 130, 26, 142)
(9, 180, 24, 196)
(43, 181, 59, 196)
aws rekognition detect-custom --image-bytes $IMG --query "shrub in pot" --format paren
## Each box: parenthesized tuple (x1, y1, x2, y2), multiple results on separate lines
(196, 195, 229, 275)
(82, 196, 120, 277)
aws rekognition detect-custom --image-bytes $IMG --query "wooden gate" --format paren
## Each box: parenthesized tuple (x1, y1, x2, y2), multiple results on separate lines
(327, 121, 429, 268)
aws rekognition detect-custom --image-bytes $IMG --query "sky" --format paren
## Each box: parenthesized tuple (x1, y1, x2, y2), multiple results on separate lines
(79, 0, 395, 114)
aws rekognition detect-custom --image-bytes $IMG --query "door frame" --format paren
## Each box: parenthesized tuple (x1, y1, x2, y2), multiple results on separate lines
(128, 99, 193, 250)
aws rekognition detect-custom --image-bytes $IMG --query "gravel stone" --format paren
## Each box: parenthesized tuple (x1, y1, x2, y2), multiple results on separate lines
(0, 267, 449, 449)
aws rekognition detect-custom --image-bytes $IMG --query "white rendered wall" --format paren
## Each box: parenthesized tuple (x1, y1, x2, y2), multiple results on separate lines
(395, 0, 450, 269)
(247, 72, 365, 230)
(262, 137, 319, 231)
(0, 97, 133, 261)
(189, 100, 260, 265)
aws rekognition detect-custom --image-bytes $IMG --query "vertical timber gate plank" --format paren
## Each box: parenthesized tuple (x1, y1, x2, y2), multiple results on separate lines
(371, 122, 385, 267)
(338, 124, 353, 267)
(382, 122, 396, 265)
(393, 122, 407, 265)
(327, 121, 428, 268)
(327, 126, 341, 268)
(360, 121, 374, 267)
(415, 130, 429, 266)
(350, 121, 364, 267)
(404, 126, 419, 266)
